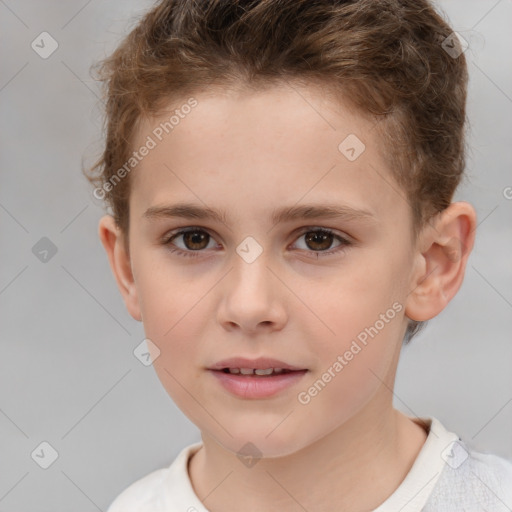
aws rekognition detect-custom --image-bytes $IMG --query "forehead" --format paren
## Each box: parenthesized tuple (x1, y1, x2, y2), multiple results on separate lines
(129, 83, 410, 229)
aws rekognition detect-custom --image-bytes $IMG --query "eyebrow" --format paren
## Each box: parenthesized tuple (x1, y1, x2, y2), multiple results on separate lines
(143, 202, 376, 226)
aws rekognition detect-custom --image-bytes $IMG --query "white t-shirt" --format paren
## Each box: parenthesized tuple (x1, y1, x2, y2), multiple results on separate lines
(107, 417, 512, 511)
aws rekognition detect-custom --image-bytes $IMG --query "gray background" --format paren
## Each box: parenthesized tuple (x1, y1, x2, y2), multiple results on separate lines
(1, 0, 511, 510)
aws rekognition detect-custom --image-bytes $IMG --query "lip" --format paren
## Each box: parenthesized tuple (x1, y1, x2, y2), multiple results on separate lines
(207, 357, 308, 399)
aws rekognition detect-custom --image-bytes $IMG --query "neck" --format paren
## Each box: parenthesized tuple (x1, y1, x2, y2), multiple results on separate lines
(188, 397, 428, 512)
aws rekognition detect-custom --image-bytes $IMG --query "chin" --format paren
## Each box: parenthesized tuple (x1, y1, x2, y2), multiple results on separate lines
(213, 420, 315, 460)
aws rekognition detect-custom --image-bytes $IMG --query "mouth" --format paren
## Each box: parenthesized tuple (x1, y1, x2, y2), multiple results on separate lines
(207, 357, 308, 399)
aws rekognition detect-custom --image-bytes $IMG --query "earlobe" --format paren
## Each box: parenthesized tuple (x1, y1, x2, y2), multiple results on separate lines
(404, 202, 477, 322)
(98, 215, 142, 322)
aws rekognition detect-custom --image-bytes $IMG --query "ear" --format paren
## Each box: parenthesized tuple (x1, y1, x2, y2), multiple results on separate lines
(405, 201, 477, 322)
(98, 215, 142, 322)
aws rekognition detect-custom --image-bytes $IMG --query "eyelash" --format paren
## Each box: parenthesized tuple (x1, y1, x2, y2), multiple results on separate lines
(162, 227, 352, 259)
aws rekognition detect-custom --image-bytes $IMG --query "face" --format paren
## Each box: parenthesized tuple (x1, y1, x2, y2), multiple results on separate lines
(124, 83, 418, 457)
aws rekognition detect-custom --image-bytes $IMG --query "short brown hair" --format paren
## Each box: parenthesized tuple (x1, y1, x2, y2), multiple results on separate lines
(85, 0, 469, 343)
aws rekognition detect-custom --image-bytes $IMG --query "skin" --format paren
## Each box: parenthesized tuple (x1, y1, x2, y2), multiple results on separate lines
(99, 82, 477, 511)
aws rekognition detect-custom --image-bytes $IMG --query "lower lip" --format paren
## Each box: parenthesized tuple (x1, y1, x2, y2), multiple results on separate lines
(209, 370, 308, 399)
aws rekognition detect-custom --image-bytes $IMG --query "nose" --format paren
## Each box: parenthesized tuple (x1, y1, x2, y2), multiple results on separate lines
(216, 249, 287, 335)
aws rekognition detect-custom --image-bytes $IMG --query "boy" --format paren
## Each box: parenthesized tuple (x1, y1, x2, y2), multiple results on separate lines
(86, 0, 512, 510)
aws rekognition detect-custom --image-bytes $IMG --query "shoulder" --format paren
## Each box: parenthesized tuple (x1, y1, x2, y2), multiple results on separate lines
(424, 439, 512, 511)
(471, 448, 512, 477)
(106, 467, 170, 512)
(106, 442, 203, 512)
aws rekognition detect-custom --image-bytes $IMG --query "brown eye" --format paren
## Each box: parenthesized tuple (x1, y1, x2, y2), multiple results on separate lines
(181, 230, 210, 250)
(166, 228, 216, 256)
(292, 228, 351, 258)
(304, 230, 335, 251)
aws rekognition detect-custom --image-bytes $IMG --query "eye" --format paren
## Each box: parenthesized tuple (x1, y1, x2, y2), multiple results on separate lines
(163, 227, 217, 258)
(291, 228, 351, 258)
(162, 227, 352, 259)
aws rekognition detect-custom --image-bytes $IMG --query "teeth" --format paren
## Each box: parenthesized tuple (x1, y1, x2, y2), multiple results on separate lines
(226, 368, 286, 375)
(254, 368, 274, 375)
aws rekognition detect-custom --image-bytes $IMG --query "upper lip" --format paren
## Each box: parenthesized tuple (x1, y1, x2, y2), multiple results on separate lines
(209, 357, 306, 371)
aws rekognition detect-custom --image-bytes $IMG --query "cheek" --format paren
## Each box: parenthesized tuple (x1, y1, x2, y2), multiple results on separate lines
(134, 249, 206, 338)
(133, 257, 212, 406)
(142, 290, 208, 428)
(304, 261, 405, 397)
(311, 257, 404, 344)
(300, 325, 400, 410)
